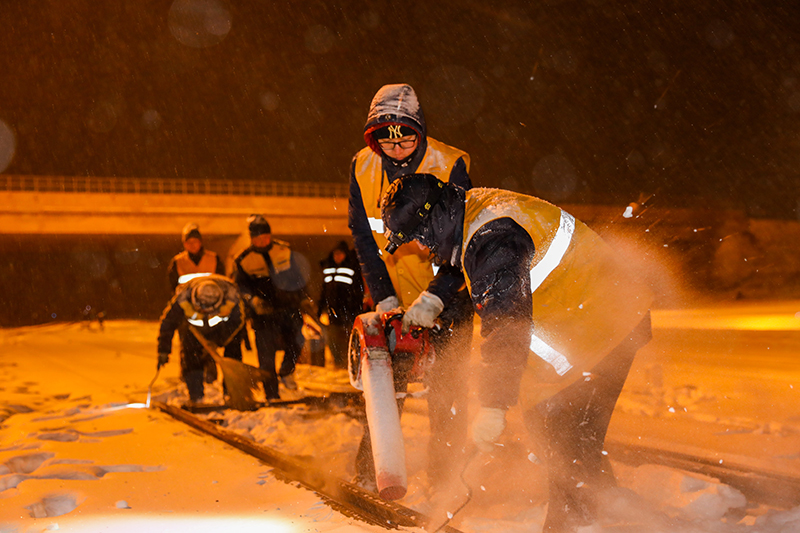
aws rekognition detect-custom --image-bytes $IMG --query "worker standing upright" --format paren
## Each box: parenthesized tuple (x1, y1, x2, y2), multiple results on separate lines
(348, 83, 474, 491)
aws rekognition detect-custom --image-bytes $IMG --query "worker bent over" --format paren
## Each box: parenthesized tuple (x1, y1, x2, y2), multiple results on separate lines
(156, 274, 245, 403)
(381, 174, 653, 532)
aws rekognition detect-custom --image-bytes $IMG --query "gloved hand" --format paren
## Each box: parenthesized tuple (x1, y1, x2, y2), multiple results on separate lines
(375, 295, 400, 314)
(157, 352, 170, 370)
(471, 406, 507, 452)
(249, 296, 272, 315)
(360, 311, 384, 335)
(401, 291, 444, 334)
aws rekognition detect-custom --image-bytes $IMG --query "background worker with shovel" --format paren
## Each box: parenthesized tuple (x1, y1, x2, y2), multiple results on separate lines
(156, 274, 246, 404)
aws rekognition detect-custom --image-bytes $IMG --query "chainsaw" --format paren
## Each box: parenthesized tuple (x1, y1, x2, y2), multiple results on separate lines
(347, 311, 436, 501)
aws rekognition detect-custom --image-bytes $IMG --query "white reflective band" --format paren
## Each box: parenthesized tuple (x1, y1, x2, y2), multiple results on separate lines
(529, 210, 575, 293)
(432, 264, 440, 276)
(336, 267, 355, 275)
(334, 275, 353, 284)
(323, 268, 336, 275)
(529, 333, 573, 376)
(324, 276, 333, 283)
(187, 315, 226, 327)
(368, 217, 384, 234)
(178, 272, 211, 285)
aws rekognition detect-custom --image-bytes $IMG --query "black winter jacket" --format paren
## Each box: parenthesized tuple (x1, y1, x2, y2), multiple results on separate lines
(348, 86, 471, 307)
(317, 250, 364, 324)
(463, 218, 536, 409)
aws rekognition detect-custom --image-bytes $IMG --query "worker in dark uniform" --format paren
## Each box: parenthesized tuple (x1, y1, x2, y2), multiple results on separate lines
(156, 274, 245, 403)
(167, 222, 245, 383)
(317, 240, 363, 369)
(233, 215, 308, 400)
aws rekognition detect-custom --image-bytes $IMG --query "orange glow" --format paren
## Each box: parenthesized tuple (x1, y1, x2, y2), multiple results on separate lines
(653, 311, 800, 331)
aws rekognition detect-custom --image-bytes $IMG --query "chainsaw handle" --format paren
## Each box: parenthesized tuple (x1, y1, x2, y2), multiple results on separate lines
(382, 311, 404, 339)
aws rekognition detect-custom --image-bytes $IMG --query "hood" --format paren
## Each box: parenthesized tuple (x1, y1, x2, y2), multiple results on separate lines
(363, 84, 427, 155)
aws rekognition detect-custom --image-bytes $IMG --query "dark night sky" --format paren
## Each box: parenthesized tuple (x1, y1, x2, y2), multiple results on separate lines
(1, 0, 800, 217)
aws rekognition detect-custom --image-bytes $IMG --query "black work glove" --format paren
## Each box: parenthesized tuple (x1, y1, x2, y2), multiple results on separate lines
(157, 352, 170, 369)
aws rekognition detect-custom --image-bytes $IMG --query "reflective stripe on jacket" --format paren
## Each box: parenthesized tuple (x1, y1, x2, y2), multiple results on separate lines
(158, 274, 245, 354)
(323, 266, 357, 285)
(354, 137, 469, 307)
(461, 188, 653, 406)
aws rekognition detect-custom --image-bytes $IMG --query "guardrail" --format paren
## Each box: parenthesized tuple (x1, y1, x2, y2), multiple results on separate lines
(0, 175, 348, 198)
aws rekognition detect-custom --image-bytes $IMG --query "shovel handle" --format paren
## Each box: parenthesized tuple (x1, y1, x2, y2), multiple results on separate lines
(145, 367, 160, 408)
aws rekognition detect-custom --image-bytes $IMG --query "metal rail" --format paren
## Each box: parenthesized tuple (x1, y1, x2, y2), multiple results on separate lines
(0, 174, 348, 198)
(605, 440, 800, 509)
(155, 400, 800, 526)
(153, 401, 465, 532)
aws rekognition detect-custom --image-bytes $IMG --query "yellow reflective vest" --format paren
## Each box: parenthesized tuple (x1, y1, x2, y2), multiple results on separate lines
(174, 250, 219, 286)
(354, 138, 470, 307)
(461, 188, 653, 407)
(236, 240, 293, 279)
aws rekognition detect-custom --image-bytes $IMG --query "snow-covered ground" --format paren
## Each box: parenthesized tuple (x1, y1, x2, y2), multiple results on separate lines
(2, 303, 800, 532)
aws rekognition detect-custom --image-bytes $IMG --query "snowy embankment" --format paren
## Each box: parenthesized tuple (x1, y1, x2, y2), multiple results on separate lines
(2, 315, 800, 532)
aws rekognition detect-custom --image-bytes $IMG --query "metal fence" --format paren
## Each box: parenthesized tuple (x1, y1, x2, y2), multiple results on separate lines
(0, 175, 348, 198)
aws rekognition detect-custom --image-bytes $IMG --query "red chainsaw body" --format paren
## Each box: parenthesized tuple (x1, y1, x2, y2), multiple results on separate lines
(348, 312, 435, 393)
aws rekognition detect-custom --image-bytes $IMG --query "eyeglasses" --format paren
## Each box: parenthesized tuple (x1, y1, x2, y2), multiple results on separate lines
(378, 137, 417, 151)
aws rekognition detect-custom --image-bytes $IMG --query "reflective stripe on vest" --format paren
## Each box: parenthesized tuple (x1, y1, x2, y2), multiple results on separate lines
(368, 217, 384, 234)
(529, 210, 575, 293)
(337, 267, 355, 276)
(528, 210, 575, 376)
(178, 272, 212, 285)
(529, 332, 573, 376)
(187, 315, 227, 328)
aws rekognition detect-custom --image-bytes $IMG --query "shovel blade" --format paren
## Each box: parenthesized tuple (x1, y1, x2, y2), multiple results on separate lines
(214, 355, 268, 411)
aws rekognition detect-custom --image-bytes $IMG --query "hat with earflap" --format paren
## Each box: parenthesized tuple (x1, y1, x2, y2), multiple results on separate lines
(381, 174, 445, 254)
(191, 279, 224, 313)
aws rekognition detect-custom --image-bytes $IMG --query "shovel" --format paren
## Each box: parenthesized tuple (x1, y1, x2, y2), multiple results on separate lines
(145, 367, 160, 408)
(189, 325, 272, 411)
